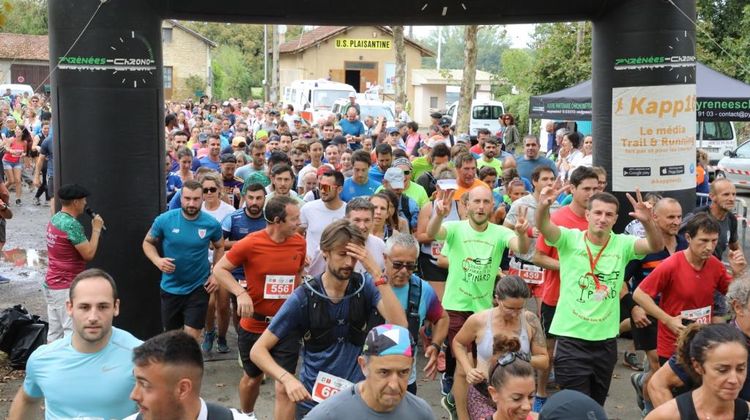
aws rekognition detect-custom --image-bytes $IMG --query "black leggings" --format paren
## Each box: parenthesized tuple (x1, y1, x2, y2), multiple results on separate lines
(34, 160, 49, 200)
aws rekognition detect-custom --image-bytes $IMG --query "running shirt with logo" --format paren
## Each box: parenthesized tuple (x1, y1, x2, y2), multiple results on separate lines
(222, 209, 267, 279)
(45, 212, 87, 290)
(226, 229, 306, 333)
(637, 251, 732, 359)
(538, 206, 588, 306)
(547, 227, 642, 341)
(149, 209, 222, 295)
(440, 220, 515, 313)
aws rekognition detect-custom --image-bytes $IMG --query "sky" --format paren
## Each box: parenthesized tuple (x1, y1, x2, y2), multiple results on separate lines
(410, 24, 535, 48)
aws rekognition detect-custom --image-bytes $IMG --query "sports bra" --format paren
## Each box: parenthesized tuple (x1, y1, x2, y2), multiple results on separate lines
(676, 391, 750, 420)
(476, 309, 531, 365)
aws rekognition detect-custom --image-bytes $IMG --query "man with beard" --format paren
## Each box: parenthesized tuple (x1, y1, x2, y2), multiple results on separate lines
(476, 138, 503, 175)
(267, 164, 305, 204)
(214, 195, 306, 420)
(236, 141, 267, 182)
(142, 180, 224, 341)
(427, 185, 531, 415)
(517, 135, 556, 182)
(127, 330, 250, 420)
(220, 154, 244, 208)
(251, 220, 407, 418)
(301, 170, 346, 273)
(369, 143, 393, 184)
(192, 135, 223, 172)
(9, 269, 142, 420)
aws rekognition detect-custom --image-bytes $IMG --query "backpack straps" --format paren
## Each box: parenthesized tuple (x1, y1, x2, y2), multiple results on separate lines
(400, 195, 412, 231)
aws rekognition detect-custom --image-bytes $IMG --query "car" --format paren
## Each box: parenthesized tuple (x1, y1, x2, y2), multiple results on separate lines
(0, 83, 34, 98)
(446, 99, 505, 138)
(716, 139, 750, 189)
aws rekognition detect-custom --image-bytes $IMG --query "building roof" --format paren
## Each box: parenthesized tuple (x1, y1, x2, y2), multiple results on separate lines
(411, 69, 501, 85)
(165, 20, 218, 47)
(280, 26, 434, 57)
(0, 33, 48, 61)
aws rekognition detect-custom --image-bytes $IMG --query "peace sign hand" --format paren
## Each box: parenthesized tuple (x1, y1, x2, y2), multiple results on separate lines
(514, 205, 530, 236)
(626, 188, 653, 223)
(434, 188, 455, 218)
(538, 182, 569, 208)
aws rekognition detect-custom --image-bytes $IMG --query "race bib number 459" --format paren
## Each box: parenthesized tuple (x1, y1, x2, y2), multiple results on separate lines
(312, 371, 353, 403)
(507, 257, 544, 285)
(263, 275, 294, 299)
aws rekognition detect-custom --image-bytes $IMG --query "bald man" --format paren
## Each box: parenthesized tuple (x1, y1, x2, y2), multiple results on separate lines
(426, 185, 531, 417)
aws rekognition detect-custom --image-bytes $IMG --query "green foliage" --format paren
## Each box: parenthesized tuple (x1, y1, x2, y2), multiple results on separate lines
(184, 74, 206, 97)
(1, 0, 47, 34)
(528, 22, 591, 95)
(211, 45, 256, 100)
(500, 49, 534, 93)
(419, 26, 510, 73)
(696, 1, 750, 83)
(500, 91, 531, 135)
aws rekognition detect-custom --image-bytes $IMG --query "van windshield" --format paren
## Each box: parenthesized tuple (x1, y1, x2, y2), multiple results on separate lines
(313, 90, 352, 109)
(696, 121, 733, 140)
(360, 105, 395, 121)
(472, 105, 504, 120)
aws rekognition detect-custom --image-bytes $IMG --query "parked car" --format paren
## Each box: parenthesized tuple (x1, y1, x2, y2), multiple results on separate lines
(716, 139, 750, 189)
(0, 83, 34, 98)
(446, 99, 505, 138)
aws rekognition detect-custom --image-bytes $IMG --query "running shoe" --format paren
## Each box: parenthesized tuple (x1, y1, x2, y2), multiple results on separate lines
(440, 372, 453, 396)
(244, 412, 257, 420)
(0, 274, 9, 285)
(202, 329, 216, 353)
(631, 372, 645, 411)
(532, 395, 548, 413)
(440, 394, 457, 420)
(216, 336, 230, 353)
(15, 199, 21, 206)
(33, 197, 40, 206)
(623, 351, 644, 371)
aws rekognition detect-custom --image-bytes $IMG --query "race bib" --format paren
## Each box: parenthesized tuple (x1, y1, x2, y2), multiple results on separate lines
(507, 256, 544, 285)
(263, 275, 294, 299)
(431, 242, 443, 258)
(312, 371, 353, 403)
(681, 306, 711, 324)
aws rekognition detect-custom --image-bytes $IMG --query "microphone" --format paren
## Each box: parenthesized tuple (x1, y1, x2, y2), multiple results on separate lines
(85, 207, 107, 232)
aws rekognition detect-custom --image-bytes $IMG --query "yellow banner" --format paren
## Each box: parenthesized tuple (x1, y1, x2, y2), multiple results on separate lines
(334, 38, 392, 49)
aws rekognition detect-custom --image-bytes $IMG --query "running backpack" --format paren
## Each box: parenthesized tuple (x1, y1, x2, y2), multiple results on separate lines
(368, 276, 422, 352)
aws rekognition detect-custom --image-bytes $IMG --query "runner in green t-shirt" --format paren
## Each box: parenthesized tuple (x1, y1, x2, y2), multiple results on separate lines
(535, 188, 662, 406)
(427, 184, 530, 416)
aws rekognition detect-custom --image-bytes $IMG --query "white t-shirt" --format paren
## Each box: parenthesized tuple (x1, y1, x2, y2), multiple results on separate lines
(307, 234, 386, 277)
(202, 201, 234, 261)
(300, 199, 346, 260)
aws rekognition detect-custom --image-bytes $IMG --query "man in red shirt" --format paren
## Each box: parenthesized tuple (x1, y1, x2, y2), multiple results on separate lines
(213, 195, 306, 420)
(634, 212, 746, 364)
(531, 166, 599, 408)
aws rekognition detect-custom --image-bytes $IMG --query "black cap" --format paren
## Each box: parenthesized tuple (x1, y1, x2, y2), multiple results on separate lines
(430, 112, 443, 119)
(439, 117, 452, 126)
(220, 153, 237, 164)
(57, 184, 90, 200)
(539, 390, 608, 420)
(332, 135, 348, 145)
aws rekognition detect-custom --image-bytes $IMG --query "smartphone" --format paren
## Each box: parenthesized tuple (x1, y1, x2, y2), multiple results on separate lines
(437, 179, 457, 190)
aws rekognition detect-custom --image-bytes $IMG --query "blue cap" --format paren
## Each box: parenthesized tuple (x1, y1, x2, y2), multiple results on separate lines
(362, 324, 412, 357)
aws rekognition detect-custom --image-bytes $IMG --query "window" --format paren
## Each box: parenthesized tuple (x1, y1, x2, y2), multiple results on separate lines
(697, 121, 733, 140)
(163, 67, 173, 89)
(472, 105, 504, 120)
(430, 96, 438, 109)
(735, 141, 750, 158)
(162, 27, 173, 43)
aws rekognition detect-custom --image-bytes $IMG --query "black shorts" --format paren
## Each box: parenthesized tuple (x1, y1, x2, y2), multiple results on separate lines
(160, 286, 209, 330)
(554, 336, 618, 406)
(631, 315, 657, 351)
(0, 218, 6, 243)
(238, 326, 300, 378)
(47, 175, 54, 197)
(418, 252, 448, 282)
(540, 302, 556, 338)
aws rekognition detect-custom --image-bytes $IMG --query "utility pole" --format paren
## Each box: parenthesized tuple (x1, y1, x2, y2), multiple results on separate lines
(271, 25, 280, 104)
(436, 27, 442, 70)
(263, 25, 268, 102)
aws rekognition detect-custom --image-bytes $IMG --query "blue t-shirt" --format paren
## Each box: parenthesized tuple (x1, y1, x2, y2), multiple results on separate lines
(340, 177, 381, 202)
(268, 276, 382, 412)
(24, 327, 142, 420)
(192, 156, 221, 172)
(516, 156, 557, 181)
(149, 209, 223, 294)
(166, 172, 183, 194)
(40, 136, 54, 175)
(398, 195, 420, 231)
(168, 189, 182, 210)
(221, 208, 267, 279)
(369, 166, 386, 184)
(338, 119, 365, 137)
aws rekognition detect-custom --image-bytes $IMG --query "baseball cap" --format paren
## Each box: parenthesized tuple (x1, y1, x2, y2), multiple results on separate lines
(220, 153, 236, 164)
(243, 172, 271, 189)
(268, 135, 280, 143)
(255, 130, 269, 140)
(316, 164, 335, 176)
(332, 135, 348, 145)
(539, 390, 608, 420)
(439, 117, 452, 126)
(392, 157, 412, 170)
(198, 133, 209, 143)
(362, 325, 413, 358)
(383, 167, 405, 189)
(268, 110, 279, 116)
(457, 133, 471, 143)
(222, 101, 230, 107)
(232, 136, 247, 147)
(348, 92, 357, 98)
(57, 184, 90, 200)
(430, 112, 443, 120)
(386, 127, 399, 135)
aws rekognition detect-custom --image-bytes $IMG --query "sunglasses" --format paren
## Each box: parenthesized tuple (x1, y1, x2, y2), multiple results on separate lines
(391, 261, 418, 272)
(490, 351, 531, 378)
(402, 170, 411, 176)
(203, 187, 218, 193)
(320, 184, 336, 192)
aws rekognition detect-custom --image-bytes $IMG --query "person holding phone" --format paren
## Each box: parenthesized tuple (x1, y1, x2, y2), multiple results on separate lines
(634, 212, 745, 365)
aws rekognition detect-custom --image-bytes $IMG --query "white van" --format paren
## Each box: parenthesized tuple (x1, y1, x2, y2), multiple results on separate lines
(446, 99, 505, 138)
(697, 121, 737, 167)
(283, 79, 356, 123)
(0, 83, 34, 98)
(331, 98, 396, 128)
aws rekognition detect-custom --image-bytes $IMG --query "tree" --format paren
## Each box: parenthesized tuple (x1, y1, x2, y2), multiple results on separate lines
(211, 45, 254, 100)
(0, 0, 46, 34)
(270, 24, 280, 103)
(393, 25, 407, 105)
(528, 22, 592, 95)
(419, 26, 510, 73)
(456, 25, 478, 135)
(500, 49, 534, 94)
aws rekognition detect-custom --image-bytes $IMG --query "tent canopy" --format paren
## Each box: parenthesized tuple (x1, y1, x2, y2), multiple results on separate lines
(529, 63, 750, 121)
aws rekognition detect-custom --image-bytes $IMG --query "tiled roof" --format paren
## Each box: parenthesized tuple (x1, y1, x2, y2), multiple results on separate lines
(280, 26, 434, 56)
(0, 33, 49, 61)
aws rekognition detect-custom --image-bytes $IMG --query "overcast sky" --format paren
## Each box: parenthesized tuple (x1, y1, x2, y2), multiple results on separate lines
(410, 24, 535, 48)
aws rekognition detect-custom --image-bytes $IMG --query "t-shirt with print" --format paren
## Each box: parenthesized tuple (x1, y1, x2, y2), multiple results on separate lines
(222, 209, 267, 280)
(45, 212, 87, 290)
(392, 275, 444, 385)
(267, 276, 381, 412)
(440, 220, 515, 313)
(538, 206, 588, 307)
(149, 209, 223, 295)
(638, 251, 732, 359)
(547, 227, 643, 341)
(226, 229, 306, 334)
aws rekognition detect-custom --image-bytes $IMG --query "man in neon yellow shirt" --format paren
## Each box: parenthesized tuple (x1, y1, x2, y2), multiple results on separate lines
(535, 188, 662, 406)
(376, 157, 429, 209)
(476, 138, 503, 176)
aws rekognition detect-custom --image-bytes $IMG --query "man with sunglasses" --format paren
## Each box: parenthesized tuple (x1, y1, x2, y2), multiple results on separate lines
(300, 170, 346, 275)
(143, 180, 224, 341)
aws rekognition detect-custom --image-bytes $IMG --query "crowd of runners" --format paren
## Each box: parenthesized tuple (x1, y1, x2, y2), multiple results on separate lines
(1, 91, 749, 420)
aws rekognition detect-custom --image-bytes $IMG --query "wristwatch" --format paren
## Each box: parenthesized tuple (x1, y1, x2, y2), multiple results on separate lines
(373, 274, 389, 287)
